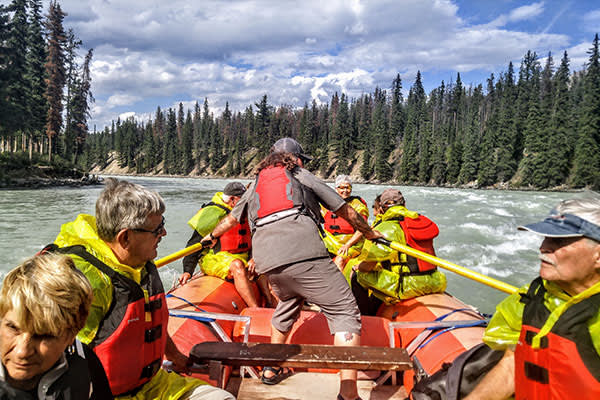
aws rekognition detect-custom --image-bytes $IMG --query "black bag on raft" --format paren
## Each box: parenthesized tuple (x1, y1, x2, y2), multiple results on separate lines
(409, 343, 504, 400)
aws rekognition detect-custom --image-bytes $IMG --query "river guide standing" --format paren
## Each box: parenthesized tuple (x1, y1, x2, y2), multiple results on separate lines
(202, 137, 382, 400)
(465, 197, 600, 400)
(0, 254, 113, 400)
(50, 179, 234, 399)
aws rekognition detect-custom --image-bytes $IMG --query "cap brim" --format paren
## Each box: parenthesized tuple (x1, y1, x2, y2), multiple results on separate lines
(300, 154, 313, 161)
(517, 220, 584, 238)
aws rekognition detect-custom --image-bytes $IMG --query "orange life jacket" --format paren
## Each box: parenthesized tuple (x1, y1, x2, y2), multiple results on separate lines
(515, 277, 600, 399)
(52, 245, 168, 396)
(323, 196, 367, 234)
(216, 213, 252, 254)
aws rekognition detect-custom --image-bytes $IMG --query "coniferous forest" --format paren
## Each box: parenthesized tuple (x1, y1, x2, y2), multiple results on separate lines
(1, 1, 600, 190)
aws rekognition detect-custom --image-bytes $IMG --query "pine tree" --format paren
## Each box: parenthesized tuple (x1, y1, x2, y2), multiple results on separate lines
(399, 72, 425, 182)
(163, 108, 178, 174)
(44, 0, 67, 161)
(519, 67, 544, 187)
(495, 63, 517, 182)
(572, 34, 600, 188)
(544, 51, 572, 186)
(5, 0, 29, 139)
(181, 110, 193, 174)
(62, 29, 82, 160)
(0, 5, 12, 136)
(458, 85, 483, 183)
(477, 74, 499, 186)
(373, 88, 392, 181)
(254, 95, 271, 158)
(24, 0, 47, 158)
(390, 73, 405, 142)
(333, 93, 351, 174)
(67, 48, 93, 165)
(200, 98, 211, 164)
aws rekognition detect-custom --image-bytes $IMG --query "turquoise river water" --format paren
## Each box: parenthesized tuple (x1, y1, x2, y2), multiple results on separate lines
(0, 175, 577, 314)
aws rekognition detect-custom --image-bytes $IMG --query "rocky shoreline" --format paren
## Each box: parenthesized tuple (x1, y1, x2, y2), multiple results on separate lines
(0, 165, 103, 189)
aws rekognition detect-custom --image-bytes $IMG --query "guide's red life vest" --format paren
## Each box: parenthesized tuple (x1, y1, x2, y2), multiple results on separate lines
(52, 245, 168, 396)
(254, 166, 303, 220)
(323, 196, 367, 234)
(515, 277, 600, 399)
(217, 214, 252, 253)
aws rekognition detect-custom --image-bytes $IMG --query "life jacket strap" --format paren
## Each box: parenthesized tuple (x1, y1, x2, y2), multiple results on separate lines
(255, 208, 300, 227)
(140, 359, 161, 379)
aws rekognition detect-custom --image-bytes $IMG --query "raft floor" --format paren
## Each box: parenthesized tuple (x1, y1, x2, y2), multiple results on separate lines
(232, 372, 407, 399)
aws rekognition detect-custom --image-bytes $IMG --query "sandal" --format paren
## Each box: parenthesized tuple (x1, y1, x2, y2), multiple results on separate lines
(261, 366, 289, 385)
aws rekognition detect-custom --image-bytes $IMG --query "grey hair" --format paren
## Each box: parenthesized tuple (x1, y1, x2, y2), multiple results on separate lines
(95, 178, 165, 241)
(554, 196, 600, 226)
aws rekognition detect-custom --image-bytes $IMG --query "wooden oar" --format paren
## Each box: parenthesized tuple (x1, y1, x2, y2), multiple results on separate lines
(373, 238, 518, 294)
(155, 242, 205, 268)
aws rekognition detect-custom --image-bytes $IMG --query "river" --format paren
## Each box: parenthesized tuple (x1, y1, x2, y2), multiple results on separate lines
(0, 175, 575, 314)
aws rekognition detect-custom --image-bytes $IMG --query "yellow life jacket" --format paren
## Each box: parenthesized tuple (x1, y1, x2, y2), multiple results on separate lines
(187, 192, 230, 236)
(356, 206, 446, 303)
(187, 192, 249, 279)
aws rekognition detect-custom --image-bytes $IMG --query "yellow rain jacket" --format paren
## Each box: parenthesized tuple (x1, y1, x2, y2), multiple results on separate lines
(483, 279, 600, 355)
(187, 192, 249, 279)
(54, 214, 205, 399)
(348, 205, 446, 303)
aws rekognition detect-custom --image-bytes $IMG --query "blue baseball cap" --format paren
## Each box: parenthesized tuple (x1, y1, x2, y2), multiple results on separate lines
(518, 211, 600, 242)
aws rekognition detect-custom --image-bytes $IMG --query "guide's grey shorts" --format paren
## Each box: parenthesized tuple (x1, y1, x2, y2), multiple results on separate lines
(267, 257, 362, 335)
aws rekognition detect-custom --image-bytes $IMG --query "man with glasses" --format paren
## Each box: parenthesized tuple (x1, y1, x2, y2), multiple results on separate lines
(49, 178, 234, 399)
(464, 197, 600, 400)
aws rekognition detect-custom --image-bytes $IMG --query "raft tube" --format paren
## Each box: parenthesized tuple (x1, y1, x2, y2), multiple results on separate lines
(232, 307, 392, 373)
(377, 292, 487, 393)
(166, 275, 261, 385)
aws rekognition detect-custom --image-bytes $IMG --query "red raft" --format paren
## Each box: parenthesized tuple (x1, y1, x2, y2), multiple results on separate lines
(167, 275, 487, 393)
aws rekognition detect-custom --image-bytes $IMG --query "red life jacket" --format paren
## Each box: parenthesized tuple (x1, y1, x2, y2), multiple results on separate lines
(323, 196, 367, 234)
(515, 277, 600, 399)
(53, 245, 168, 396)
(252, 165, 323, 229)
(217, 214, 252, 254)
(399, 214, 439, 273)
(374, 214, 439, 274)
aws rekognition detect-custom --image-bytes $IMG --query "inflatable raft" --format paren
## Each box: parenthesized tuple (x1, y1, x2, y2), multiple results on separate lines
(166, 274, 487, 396)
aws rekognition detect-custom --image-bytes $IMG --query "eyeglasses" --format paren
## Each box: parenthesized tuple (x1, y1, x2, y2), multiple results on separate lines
(132, 216, 165, 237)
(337, 185, 352, 191)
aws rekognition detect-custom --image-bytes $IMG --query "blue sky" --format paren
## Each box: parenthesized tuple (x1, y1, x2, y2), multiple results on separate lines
(6, 0, 600, 130)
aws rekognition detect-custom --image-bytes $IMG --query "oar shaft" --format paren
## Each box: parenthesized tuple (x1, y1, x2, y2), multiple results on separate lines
(375, 238, 517, 294)
(155, 242, 204, 268)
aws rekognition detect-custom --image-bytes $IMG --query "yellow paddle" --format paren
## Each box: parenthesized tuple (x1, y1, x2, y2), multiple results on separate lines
(374, 238, 518, 294)
(155, 242, 205, 268)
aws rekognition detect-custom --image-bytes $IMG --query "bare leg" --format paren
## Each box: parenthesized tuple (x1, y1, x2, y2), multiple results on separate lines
(262, 324, 291, 380)
(230, 260, 259, 308)
(257, 274, 279, 307)
(335, 331, 360, 400)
